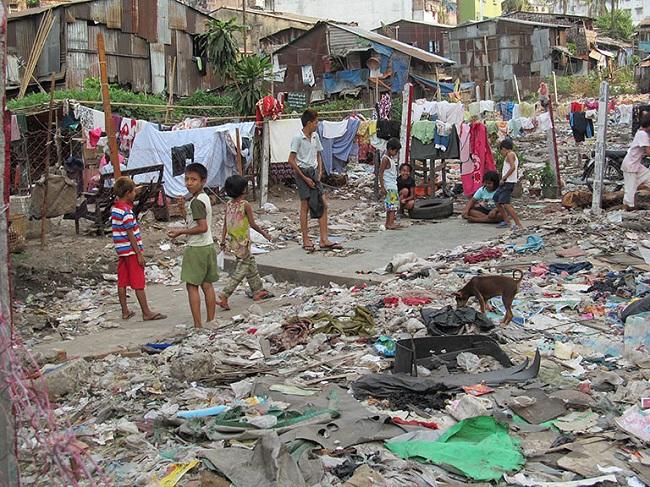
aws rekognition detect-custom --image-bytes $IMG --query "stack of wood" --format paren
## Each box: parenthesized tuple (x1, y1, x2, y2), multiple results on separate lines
(18, 9, 55, 98)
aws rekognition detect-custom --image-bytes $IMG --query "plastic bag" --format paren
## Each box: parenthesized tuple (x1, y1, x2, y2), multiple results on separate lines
(216, 251, 225, 271)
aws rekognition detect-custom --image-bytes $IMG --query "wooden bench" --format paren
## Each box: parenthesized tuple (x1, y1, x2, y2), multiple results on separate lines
(74, 164, 165, 235)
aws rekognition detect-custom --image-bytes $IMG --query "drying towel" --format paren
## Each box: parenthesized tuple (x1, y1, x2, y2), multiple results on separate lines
(269, 118, 303, 164)
(412, 120, 436, 145)
(322, 120, 349, 139)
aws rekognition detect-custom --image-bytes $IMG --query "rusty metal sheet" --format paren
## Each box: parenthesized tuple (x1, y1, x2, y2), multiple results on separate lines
(13, 17, 36, 63)
(168, 0, 187, 31)
(67, 52, 98, 88)
(105, 0, 122, 29)
(67, 20, 89, 50)
(150, 41, 165, 93)
(328, 25, 366, 57)
(117, 32, 133, 83)
(157, 0, 170, 45)
(67, 3, 91, 20)
(90, 0, 106, 25)
(137, 0, 157, 42)
(175, 31, 192, 96)
(121, 0, 136, 33)
(132, 57, 150, 92)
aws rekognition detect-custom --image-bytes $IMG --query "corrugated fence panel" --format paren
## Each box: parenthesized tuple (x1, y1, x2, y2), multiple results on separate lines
(150, 42, 166, 93)
(137, 0, 158, 42)
(168, 0, 187, 32)
(175, 31, 192, 96)
(67, 20, 89, 49)
(328, 26, 362, 57)
(105, 0, 122, 29)
(117, 32, 134, 85)
(90, 0, 107, 25)
(157, 0, 171, 45)
(121, 0, 136, 33)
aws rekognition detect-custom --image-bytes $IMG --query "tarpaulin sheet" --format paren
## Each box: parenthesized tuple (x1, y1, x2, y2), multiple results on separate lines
(128, 122, 254, 197)
(391, 53, 410, 93)
(323, 69, 369, 95)
(410, 73, 475, 94)
(386, 416, 524, 481)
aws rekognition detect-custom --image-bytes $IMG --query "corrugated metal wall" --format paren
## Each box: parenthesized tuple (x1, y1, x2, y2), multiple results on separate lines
(328, 26, 364, 57)
(9, 0, 218, 96)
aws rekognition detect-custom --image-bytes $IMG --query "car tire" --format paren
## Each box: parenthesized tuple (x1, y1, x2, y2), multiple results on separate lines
(409, 197, 454, 219)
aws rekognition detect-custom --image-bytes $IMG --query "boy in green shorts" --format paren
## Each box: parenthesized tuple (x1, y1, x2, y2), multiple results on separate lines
(167, 163, 218, 328)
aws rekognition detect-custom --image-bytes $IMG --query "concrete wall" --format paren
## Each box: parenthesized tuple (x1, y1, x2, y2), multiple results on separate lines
(457, 0, 501, 24)
(271, 0, 413, 30)
(553, 0, 648, 24)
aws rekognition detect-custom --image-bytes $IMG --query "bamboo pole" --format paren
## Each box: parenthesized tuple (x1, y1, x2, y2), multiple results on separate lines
(513, 74, 522, 104)
(483, 35, 491, 99)
(18, 9, 53, 98)
(97, 32, 121, 178)
(40, 75, 56, 247)
(260, 118, 270, 207)
(435, 66, 442, 102)
(235, 128, 243, 175)
(552, 71, 559, 104)
(74, 101, 233, 109)
(164, 57, 176, 125)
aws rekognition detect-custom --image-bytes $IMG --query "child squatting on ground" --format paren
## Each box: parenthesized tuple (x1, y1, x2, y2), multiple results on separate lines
(112, 176, 166, 321)
(494, 139, 524, 230)
(217, 175, 273, 310)
(378, 137, 402, 230)
(167, 164, 218, 328)
(397, 163, 416, 215)
(462, 171, 503, 224)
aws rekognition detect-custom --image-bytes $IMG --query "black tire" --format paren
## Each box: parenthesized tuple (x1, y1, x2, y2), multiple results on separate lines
(409, 197, 454, 219)
(584, 160, 624, 193)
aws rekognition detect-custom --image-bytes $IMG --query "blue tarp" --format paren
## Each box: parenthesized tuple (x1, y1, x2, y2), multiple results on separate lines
(391, 54, 409, 93)
(317, 118, 361, 174)
(371, 42, 394, 58)
(323, 69, 369, 95)
(410, 73, 475, 94)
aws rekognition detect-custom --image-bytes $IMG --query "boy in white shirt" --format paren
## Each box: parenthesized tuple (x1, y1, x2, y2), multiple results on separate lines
(494, 139, 523, 230)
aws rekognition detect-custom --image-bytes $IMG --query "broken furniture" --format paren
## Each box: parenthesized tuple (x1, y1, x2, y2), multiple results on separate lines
(73, 164, 165, 235)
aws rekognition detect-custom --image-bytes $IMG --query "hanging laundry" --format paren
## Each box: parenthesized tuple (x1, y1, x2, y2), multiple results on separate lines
(570, 101, 584, 113)
(462, 122, 496, 197)
(518, 101, 535, 118)
(322, 119, 349, 139)
(378, 93, 392, 119)
(172, 117, 208, 131)
(616, 104, 633, 125)
(10, 115, 21, 141)
(496, 102, 515, 121)
(434, 121, 453, 151)
(317, 118, 361, 174)
(411, 120, 436, 145)
(459, 123, 471, 164)
(269, 118, 303, 163)
(570, 112, 593, 143)
(479, 100, 495, 113)
(88, 127, 103, 149)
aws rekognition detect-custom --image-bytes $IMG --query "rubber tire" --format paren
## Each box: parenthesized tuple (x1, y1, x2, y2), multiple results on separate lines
(409, 197, 454, 220)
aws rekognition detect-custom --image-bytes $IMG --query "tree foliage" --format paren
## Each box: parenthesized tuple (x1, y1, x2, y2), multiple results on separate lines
(501, 0, 531, 13)
(595, 9, 634, 41)
(231, 55, 272, 116)
(198, 18, 242, 78)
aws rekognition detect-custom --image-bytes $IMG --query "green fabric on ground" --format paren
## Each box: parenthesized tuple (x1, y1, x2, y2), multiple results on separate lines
(310, 306, 375, 336)
(386, 416, 524, 481)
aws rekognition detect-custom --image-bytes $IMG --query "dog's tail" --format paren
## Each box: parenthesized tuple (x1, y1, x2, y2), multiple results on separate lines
(512, 269, 524, 282)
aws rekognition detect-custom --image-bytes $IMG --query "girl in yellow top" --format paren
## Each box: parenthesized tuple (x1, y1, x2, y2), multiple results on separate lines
(217, 175, 273, 310)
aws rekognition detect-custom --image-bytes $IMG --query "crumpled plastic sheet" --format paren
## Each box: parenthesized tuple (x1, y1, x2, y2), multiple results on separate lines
(421, 306, 494, 335)
(387, 416, 524, 481)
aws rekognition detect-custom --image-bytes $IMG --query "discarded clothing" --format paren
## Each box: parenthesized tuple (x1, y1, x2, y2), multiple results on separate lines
(392, 417, 439, 429)
(421, 306, 494, 335)
(311, 306, 375, 336)
(508, 235, 544, 253)
(268, 318, 312, 354)
(548, 262, 593, 275)
(464, 248, 503, 264)
(621, 295, 650, 322)
(386, 391, 449, 411)
(386, 416, 524, 481)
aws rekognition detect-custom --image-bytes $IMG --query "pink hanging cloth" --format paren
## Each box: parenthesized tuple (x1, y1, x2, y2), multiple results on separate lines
(461, 122, 496, 196)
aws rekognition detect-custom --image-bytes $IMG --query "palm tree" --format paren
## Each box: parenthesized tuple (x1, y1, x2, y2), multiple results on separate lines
(197, 18, 242, 79)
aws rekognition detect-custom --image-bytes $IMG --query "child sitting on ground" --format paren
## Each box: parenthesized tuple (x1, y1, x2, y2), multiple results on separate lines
(217, 175, 273, 310)
(462, 171, 502, 224)
(167, 163, 218, 328)
(112, 176, 166, 321)
(494, 139, 524, 230)
(397, 163, 416, 215)
(378, 137, 402, 230)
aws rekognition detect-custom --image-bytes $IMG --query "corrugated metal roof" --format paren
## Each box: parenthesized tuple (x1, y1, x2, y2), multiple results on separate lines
(210, 6, 320, 26)
(331, 23, 454, 64)
(454, 16, 564, 30)
(380, 18, 453, 29)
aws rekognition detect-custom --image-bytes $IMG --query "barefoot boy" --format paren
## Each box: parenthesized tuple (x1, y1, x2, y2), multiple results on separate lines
(378, 137, 402, 230)
(112, 176, 166, 321)
(167, 164, 218, 328)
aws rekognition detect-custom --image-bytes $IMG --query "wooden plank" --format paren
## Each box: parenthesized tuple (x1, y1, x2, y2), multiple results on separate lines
(591, 81, 609, 214)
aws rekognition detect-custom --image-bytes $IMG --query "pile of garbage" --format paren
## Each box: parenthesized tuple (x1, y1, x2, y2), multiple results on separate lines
(16, 204, 650, 487)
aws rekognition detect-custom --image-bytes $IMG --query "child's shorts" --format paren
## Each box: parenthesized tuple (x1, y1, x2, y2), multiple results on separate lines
(493, 183, 515, 204)
(384, 189, 399, 211)
(181, 244, 219, 285)
(118, 254, 145, 290)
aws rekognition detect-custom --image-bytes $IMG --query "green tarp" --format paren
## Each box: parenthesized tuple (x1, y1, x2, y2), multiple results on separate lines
(386, 416, 524, 481)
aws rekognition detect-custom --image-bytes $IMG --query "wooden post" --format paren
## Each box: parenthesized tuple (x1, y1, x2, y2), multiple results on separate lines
(591, 81, 609, 214)
(513, 74, 521, 104)
(0, 0, 20, 482)
(435, 66, 442, 102)
(259, 117, 270, 207)
(552, 71, 559, 104)
(547, 92, 561, 191)
(165, 57, 176, 125)
(375, 77, 379, 107)
(483, 36, 491, 99)
(40, 75, 56, 247)
(235, 128, 243, 175)
(399, 82, 413, 168)
(97, 32, 121, 178)
(476, 85, 481, 102)
(242, 0, 247, 55)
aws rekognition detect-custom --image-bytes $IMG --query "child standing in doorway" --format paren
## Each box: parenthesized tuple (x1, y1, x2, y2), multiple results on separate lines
(112, 176, 166, 322)
(167, 163, 218, 328)
(378, 137, 402, 230)
(217, 175, 273, 310)
(494, 139, 524, 230)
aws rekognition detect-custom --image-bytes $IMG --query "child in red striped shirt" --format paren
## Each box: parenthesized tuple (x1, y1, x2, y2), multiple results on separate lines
(112, 177, 166, 321)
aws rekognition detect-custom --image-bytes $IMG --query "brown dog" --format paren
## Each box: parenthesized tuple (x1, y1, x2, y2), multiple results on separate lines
(454, 270, 523, 324)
